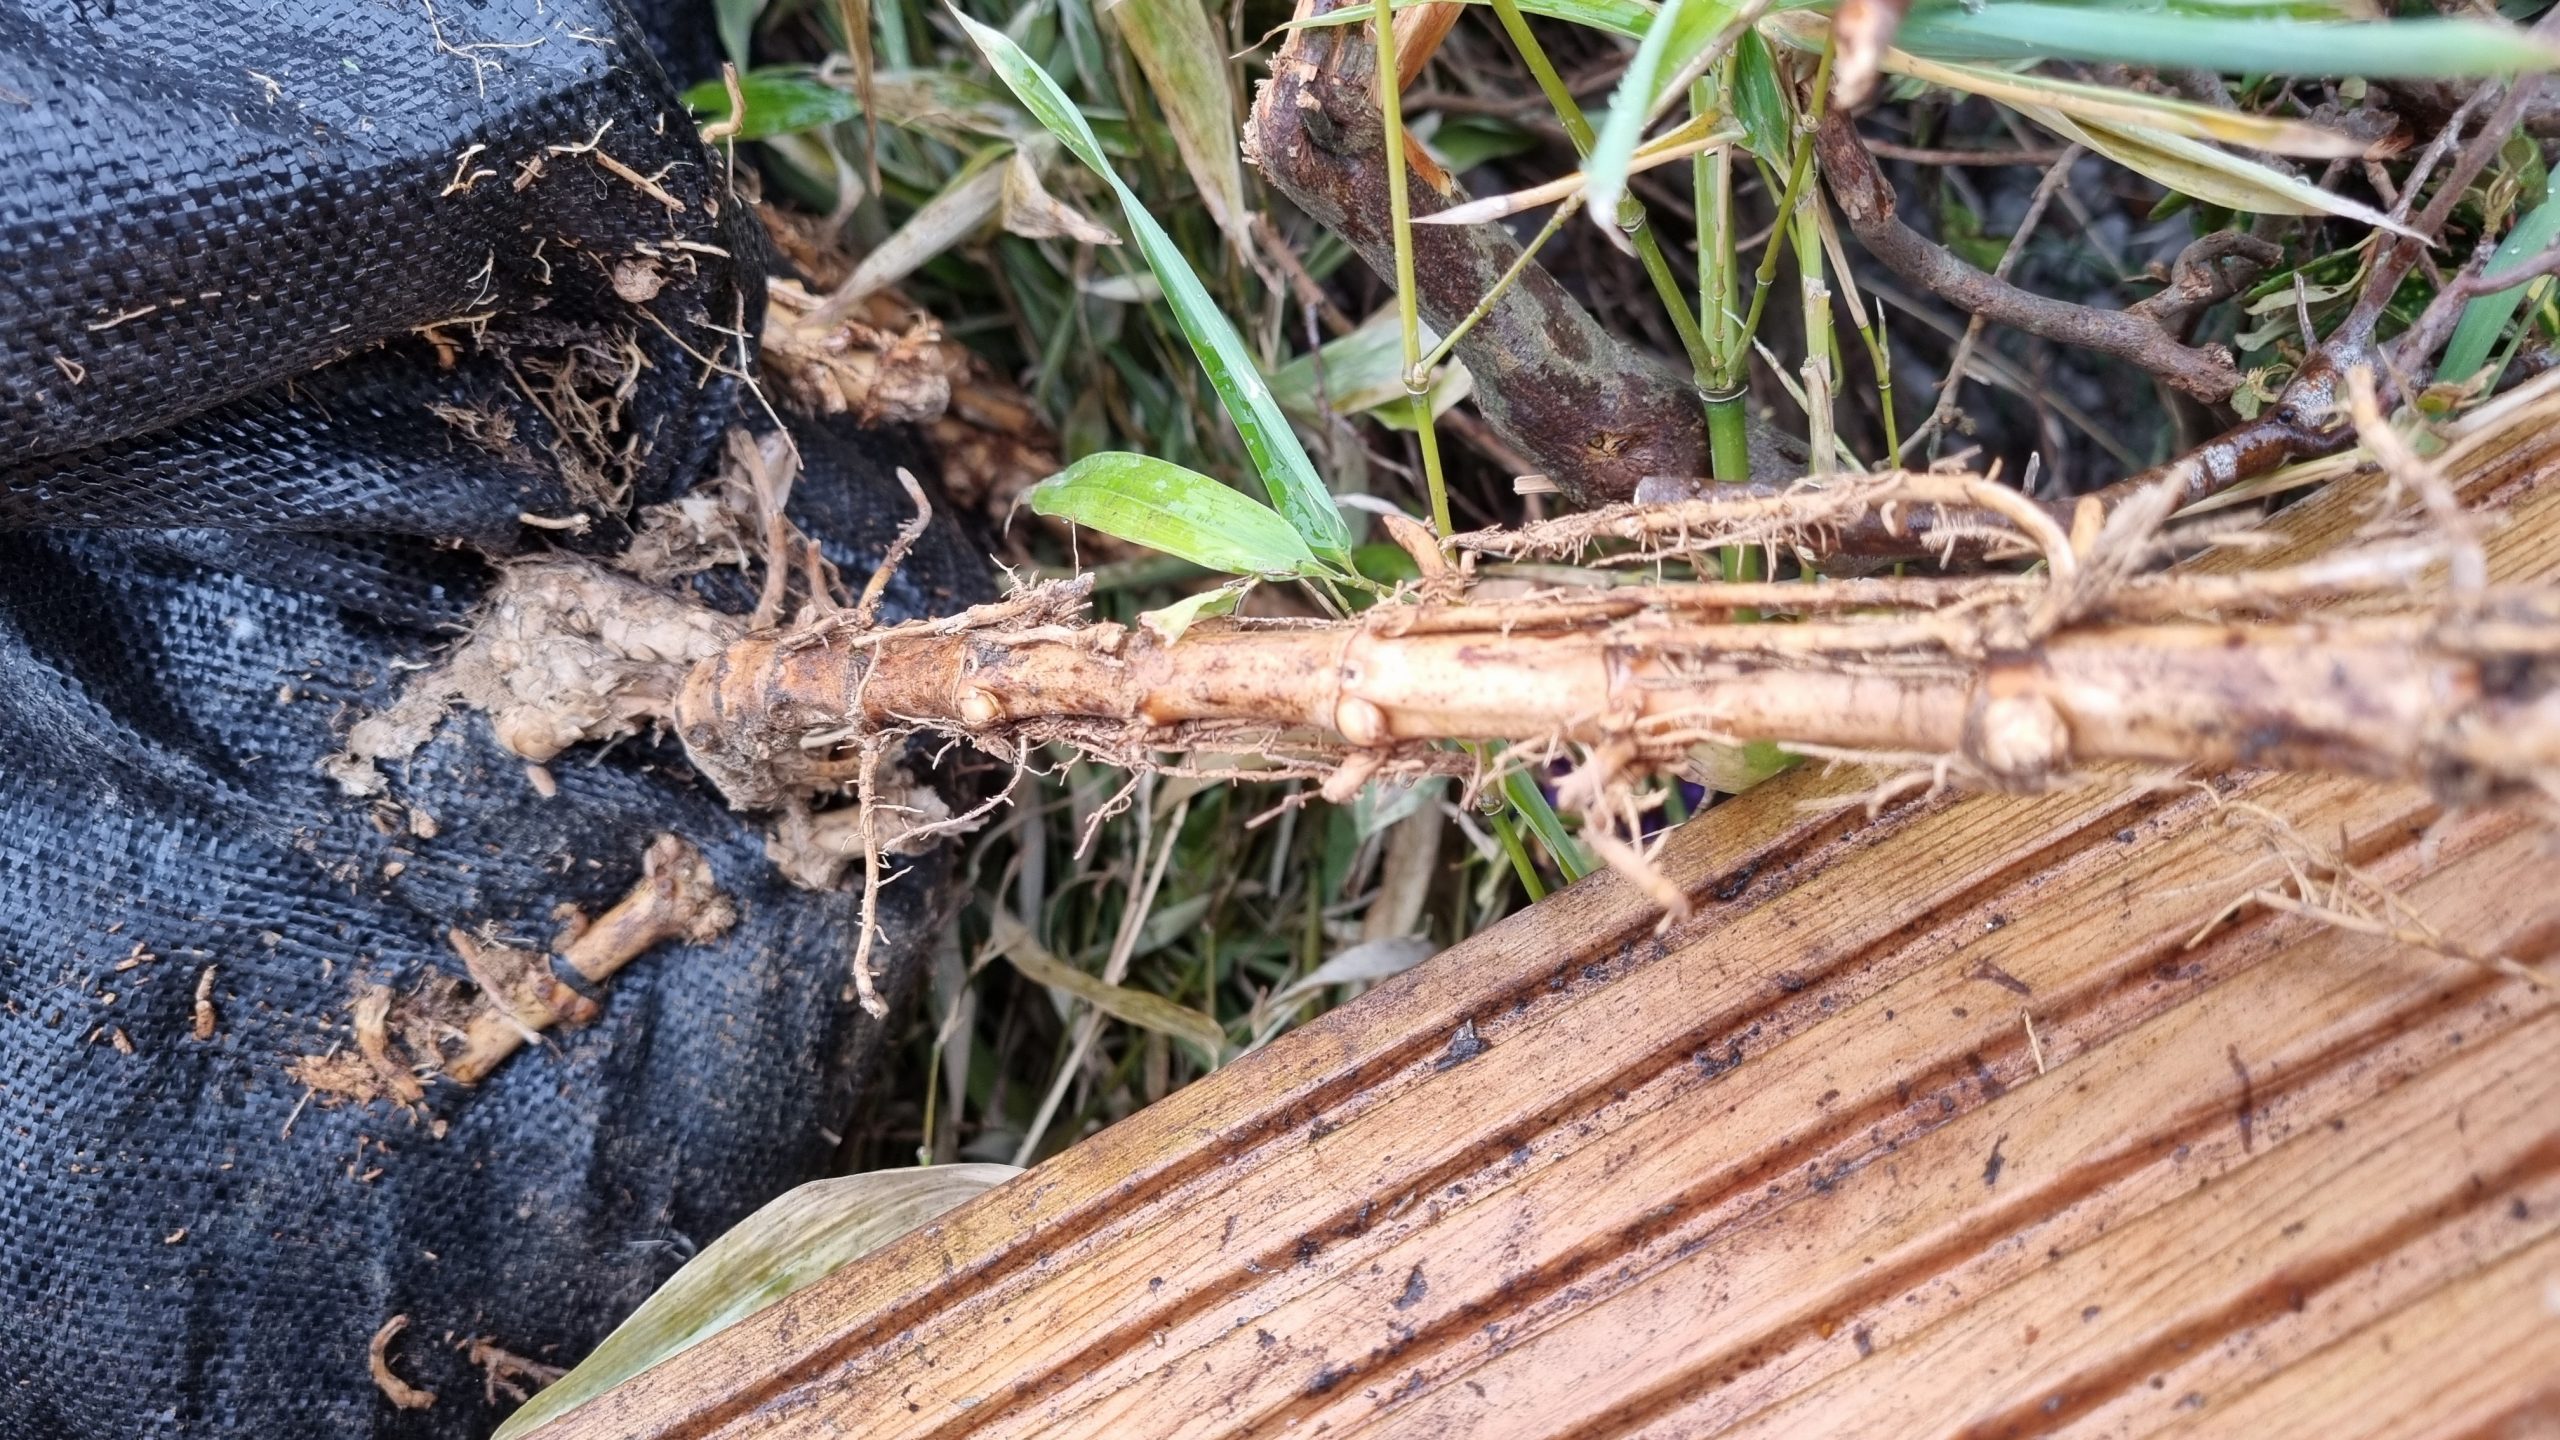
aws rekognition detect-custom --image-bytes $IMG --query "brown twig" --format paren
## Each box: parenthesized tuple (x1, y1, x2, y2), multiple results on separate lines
(2132, 230, 2292, 337)
(1903, 144, 2085, 460)
(1818, 113, 2260, 402)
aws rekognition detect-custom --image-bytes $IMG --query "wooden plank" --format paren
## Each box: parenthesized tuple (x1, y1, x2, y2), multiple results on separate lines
(2151, 1232, 2560, 1440)
(542, 426, 2560, 1439)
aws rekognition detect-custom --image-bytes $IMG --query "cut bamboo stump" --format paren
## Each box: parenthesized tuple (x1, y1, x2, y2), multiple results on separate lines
(541, 423, 2560, 1440)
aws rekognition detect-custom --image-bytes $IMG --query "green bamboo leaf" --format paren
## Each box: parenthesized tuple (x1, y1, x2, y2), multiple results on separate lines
(1730, 27, 1792, 162)
(682, 68, 862, 140)
(1894, 3, 2560, 78)
(1031, 452, 1323, 578)
(717, 0, 765, 70)
(1585, 0, 1746, 227)
(2441, 190, 2560, 387)
(1106, 0, 1253, 251)
(986, 910, 1230, 1060)
(956, 11, 1352, 565)
(492, 1165, 1017, 1440)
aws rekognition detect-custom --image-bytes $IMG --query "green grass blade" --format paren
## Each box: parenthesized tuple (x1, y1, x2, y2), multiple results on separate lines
(1502, 770, 1594, 883)
(956, 10, 1353, 565)
(1031, 452, 1324, 578)
(1894, 4, 2560, 77)
(1576, 0, 1699, 221)
(2441, 191, 2560, 386)
(1730, 27, 1791, 162)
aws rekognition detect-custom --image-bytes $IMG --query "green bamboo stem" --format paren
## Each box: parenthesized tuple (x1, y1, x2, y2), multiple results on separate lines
(1851, 295, 1901, 459)
(1697, 78, 1733, 361)
(1704, 399, 1757, 490)
(1723, 131, 1819, 385)
(1717, 38, 1834, 394)
(1633, 224, 1719, 387)
(1792, 199, 1837, 475)
(1487, 0, 1596, 152)
(1697, 68, 1753, 493)
(1369, 0, 1453, 535)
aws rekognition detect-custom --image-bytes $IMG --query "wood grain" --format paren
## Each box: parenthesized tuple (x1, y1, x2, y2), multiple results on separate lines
(541, 424, 2560, 1439)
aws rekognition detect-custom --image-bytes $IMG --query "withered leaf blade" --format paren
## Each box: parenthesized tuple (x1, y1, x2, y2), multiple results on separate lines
(988, 909, 1230, 1060)
(492, 1165, 1019, 1439)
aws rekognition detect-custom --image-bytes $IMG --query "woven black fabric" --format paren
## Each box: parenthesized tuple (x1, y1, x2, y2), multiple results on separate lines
(0, 4, 983, 1436)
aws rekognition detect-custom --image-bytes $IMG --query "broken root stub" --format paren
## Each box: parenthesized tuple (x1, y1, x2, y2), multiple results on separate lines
(292, 835, 735, 1102)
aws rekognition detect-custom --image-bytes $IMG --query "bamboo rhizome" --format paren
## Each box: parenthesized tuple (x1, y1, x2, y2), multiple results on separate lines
(334, 381, 2560, 1004)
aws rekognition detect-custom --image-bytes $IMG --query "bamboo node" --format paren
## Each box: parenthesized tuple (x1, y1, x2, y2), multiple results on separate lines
(1970, 693, 2071, 785)
(1336, 696, 1389, 748)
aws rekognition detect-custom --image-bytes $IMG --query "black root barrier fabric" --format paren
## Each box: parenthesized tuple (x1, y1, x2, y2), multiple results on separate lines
(0, 3, 987, 1435)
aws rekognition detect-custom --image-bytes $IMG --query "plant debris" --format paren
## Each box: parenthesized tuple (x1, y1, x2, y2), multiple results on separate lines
(367, 1315, 437, 1411)
(289, 836, 735, 1104)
